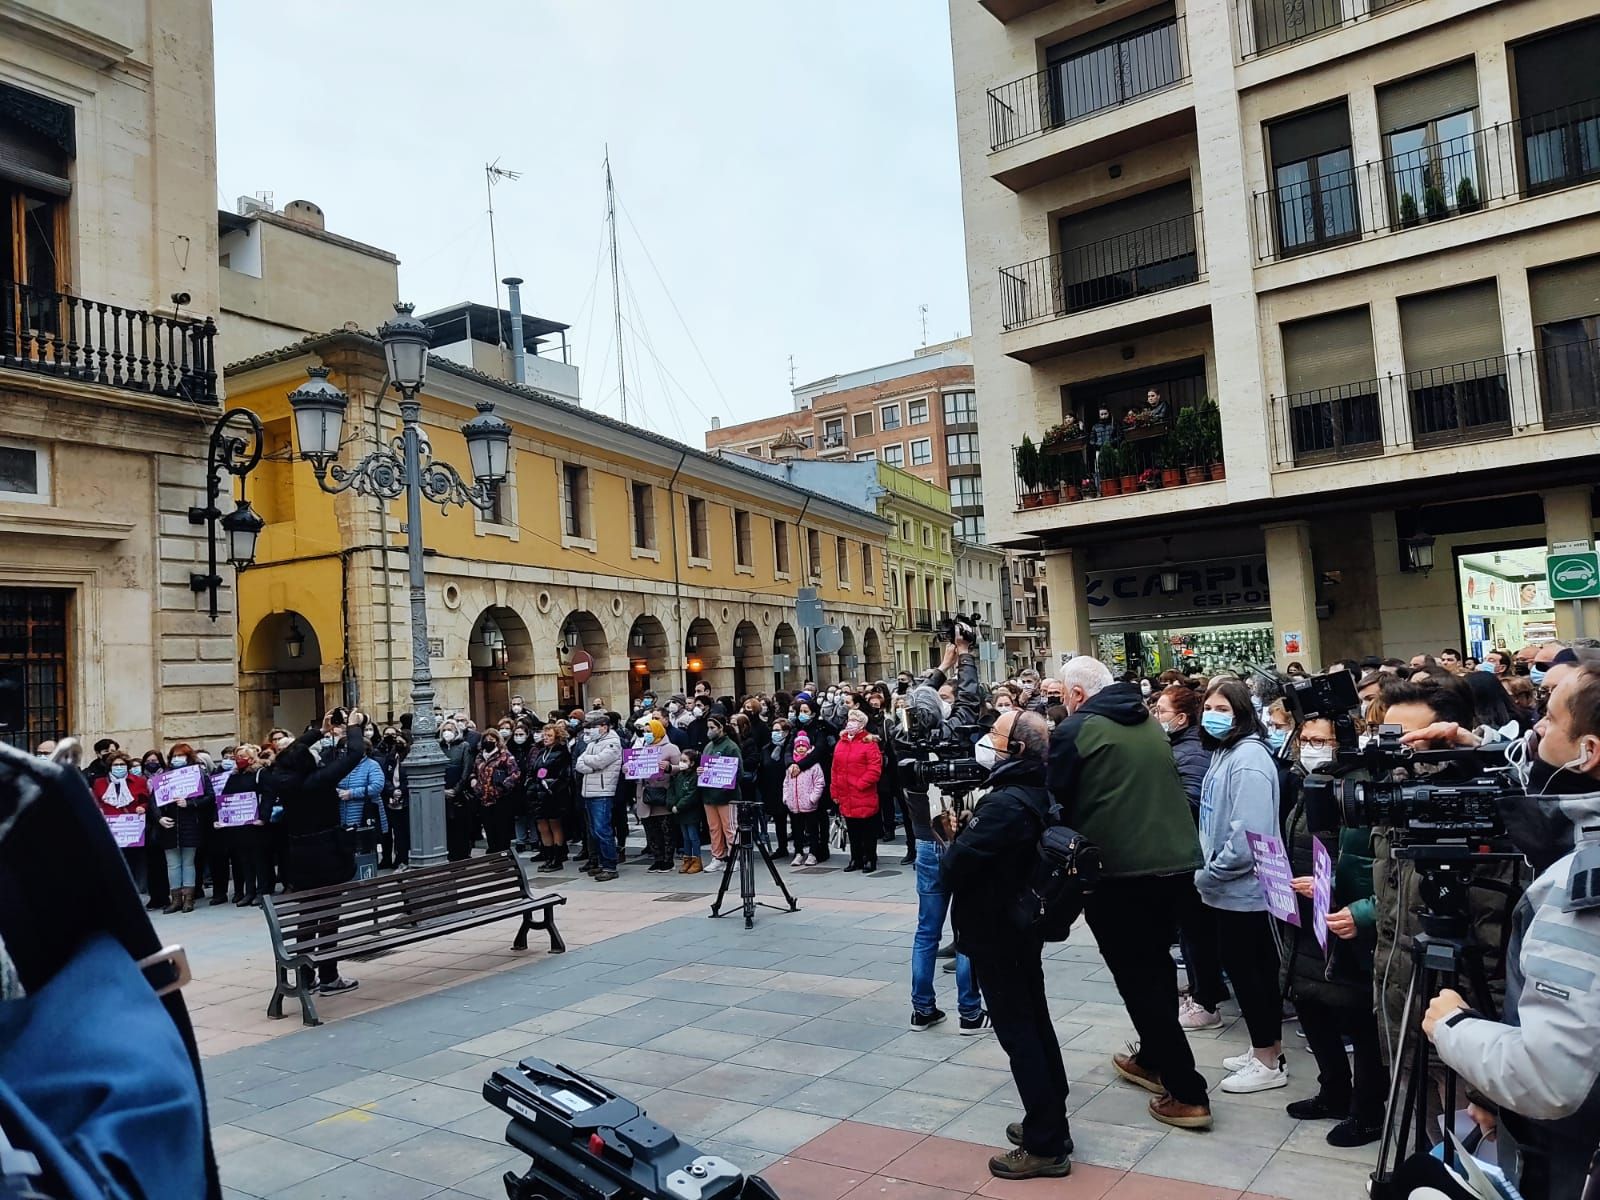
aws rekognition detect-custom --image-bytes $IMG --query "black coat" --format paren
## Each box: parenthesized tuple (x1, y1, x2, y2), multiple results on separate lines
(941, 757, 1051, 958)
(259, 728, 363, 842)
(1168, 724, 1210, 813)
(527, 743, 573, 820)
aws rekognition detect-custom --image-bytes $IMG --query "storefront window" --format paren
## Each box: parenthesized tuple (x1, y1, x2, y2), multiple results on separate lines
(1456, 546, 1556, 660)
(1095, 622, 1275, 678)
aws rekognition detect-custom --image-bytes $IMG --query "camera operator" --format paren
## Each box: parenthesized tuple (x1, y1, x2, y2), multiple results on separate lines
(1417, 667, 1600, 1198)
(1048, 657, 1211, 1131)
(941, 708, 1070, 1180)
(885, 629, 987, 1036)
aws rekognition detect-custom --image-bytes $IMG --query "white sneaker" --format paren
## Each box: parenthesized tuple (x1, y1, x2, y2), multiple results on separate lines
(1221, 1049, 1253, 1072)
(1178, 995, 1222, 1031)
(803, 852, 817, 866)
(1219, 1055, 1288, 1094)
(791, 852, 805, 867)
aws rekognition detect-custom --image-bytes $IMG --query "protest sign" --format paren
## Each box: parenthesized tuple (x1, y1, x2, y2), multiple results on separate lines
(1312, 835, 1333, 953)
(697, 754, 740, 790)
(105, 813, 145, 849)
(622, 746, 661, 780)
(1245, 830, 1300, 927)
(152, 765, 203, 807)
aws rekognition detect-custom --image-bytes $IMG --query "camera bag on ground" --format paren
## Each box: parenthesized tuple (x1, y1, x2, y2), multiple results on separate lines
(1009, 802, 1102, 941)
(0, 745, 219, 1199)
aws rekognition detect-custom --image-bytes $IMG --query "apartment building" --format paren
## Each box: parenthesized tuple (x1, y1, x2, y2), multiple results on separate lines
(953, 0, 1600, 676)
(0, 1, 237, 751)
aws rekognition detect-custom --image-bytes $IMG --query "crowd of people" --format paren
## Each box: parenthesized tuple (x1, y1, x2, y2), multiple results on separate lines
(62, 634, 1597, 1193)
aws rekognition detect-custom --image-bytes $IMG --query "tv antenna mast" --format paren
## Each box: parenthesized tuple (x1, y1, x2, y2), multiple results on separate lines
(485, 159, 521, 342)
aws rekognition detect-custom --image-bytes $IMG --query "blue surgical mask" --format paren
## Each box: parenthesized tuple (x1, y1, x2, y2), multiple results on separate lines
(170, 755, 188, 768)
(771, 730, 785, 745)
(1529, 665, 1547, 687)
(797, 712, 812, 724)
(1200, 712, 1234, 739)
(640, 731, 655, 745)
(110, 764, 129, 780)
(1267, 728, 1288, 751)
(642, 698, 654, 709)
(568, 719, 580, 730)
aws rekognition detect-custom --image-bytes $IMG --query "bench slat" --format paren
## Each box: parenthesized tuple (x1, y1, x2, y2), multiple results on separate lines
(277, 892, 556, 957)
(272, 872, 528, 932)
(271, 854, 514, 918)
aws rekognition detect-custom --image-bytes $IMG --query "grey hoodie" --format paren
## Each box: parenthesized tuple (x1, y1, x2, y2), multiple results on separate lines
(1194, 734, 1280, 911)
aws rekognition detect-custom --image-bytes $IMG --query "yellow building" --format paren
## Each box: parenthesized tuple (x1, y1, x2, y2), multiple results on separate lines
(880, 465, 958, 674)
(225, 330, 892, 732)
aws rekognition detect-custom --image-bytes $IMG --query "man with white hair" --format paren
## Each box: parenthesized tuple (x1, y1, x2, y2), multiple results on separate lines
(1048, 656, 1212, 1131)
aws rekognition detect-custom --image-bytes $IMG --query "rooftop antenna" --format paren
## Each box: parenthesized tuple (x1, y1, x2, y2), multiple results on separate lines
(605, 146, 629, 424)
(788, 354, 796, 388)
(485, 159, 521, 344)
(919, 303, 929, 346)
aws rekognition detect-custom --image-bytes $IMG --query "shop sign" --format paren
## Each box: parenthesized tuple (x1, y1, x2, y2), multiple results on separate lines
(1084, 556, 1270, 620)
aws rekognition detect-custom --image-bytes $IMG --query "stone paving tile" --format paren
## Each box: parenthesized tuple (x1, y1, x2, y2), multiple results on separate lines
(873, 1030, 969, 1063)
(883, 1133, 1001, 1194)
(269, 1160, 442, 1200)
(827, 1051, 941, 1090)
(1065, 1118, 1169, 1171)
(565, 1013, 693, 1048)
(933, 1100, 1025, 1147)
(899, 1061, 1013, 1101)
(366, 1081, 487, 1126)
(716, 1107, 841, 1154)
(792, 1120, 928, 1173)
(699, 1005, 811, 1037)
(696, 1137, 785, 1173)
(839, 1174, 969, 1200)
(1102, 1175, 1244, 1200)
(784, 1017, 906, 1053)
(360, 1128, 521, 1189)
(642, 1025, 763, 1060)
(284, 1109, 433, 1158)
(310, 1071, 418, 1108)
(440, 1104, 517, 1145)
(728, 1039, 862, 1077)
(759, 1154, 872, 1200)
(675, 1061, 814, 1107)
(587, 1046, 717, 1088)
(977, 1161, 1127, 1199)
(1246, 1147, 1376, 1200)
(214, 1133, 345, 1196)
(638, 1089, 763, 1140)
(851, 1089, 974, 1135)
(1134, 1130, 1275, 1190)
(740, 989, 854, 1017)
(781, 1077, 892, 1120)
(230, 1097, 346, 1137)
(389, 1048, 491, 1082)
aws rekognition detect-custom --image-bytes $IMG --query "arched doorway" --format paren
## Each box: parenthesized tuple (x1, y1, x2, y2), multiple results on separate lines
(626, 614, 670, 706)
(684, 617, 721, 697)
(863, 627, 888, 682)
(241, 611, 325, 738)
(732, 620, 764, 698)
(468, 606, 534, 728)
(558, 610, 609, 711)
(772, 622, 802, 693)
(837, 625, 858, 685)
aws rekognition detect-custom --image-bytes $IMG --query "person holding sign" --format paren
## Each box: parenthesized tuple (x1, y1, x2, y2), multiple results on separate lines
(528, 723, 574, 873)
(220, 745, 270, 908)
(92, 752, 150, 888)
(1195, 678, 1286, 1095)
(153, 743, 212, 914)
(1279, 715, 1383, 1147)
(632, 716, 681, 873)
(698, 713, 743, 865)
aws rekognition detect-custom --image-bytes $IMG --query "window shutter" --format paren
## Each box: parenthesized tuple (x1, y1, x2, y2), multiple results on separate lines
(1281, 308, 1377, 394)
(1268, 104, 1352, 166)
(1376, 60, 1480, 133)
(1514, 21, 1600, 117)
(1399, 280, 1504, 375)
(1059, 182, 1194, 254)
(1530, 257, 1600, 325)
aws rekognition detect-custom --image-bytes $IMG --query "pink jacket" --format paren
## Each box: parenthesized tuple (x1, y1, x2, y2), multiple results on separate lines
(782, 763, 824, 814)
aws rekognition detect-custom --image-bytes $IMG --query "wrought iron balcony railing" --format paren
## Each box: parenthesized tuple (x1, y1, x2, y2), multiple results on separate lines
(0, 280, 218, 404)
(999, 211, 1203, 330)
(987, 17, 1188, 152)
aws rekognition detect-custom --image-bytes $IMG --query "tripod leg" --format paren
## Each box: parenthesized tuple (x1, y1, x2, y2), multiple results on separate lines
(758, 838, 800, 911)
(709, 843, 737, 917)
(741, 841, 756, 928)
(1374, 950, 1426, 1191)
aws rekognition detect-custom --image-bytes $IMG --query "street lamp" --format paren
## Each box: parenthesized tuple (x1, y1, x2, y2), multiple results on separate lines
(1403, 531, 1437, 577)
(286, 301, 513, 869)
(189, 408, 266, 621)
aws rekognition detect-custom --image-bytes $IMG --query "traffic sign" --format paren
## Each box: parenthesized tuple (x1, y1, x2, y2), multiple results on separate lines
(1547, 551, 1600, 600)
(570, 649, 595, 682)
(814, 625, 844, 653)
(796, 598, 825, 629)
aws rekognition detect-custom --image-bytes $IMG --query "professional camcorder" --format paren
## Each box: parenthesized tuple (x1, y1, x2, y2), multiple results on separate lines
(899, 721, 986, 794)
(935, 612, 981, 646)
(485, 1058, 779, 1200)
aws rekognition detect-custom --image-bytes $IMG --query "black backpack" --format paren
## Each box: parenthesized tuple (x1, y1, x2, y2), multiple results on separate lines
(1008, 802, 1102, 942)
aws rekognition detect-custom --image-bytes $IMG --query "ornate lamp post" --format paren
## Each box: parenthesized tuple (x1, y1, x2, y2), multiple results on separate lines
(189, 409, 267, 621)
(287, 302, 512, 867)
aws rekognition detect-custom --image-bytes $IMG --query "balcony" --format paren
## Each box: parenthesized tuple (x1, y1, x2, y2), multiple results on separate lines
(910, 609, 934, 632)
(980, 0, 1057, 22)
(986, 18, 1192, 190)
(1252, 98, 1600, 263)
(0, 281, 218, 405)
(1000, 211, 1205, 332)
(1236, 0, 1418, 59)
(1267, 338, 1600, 468)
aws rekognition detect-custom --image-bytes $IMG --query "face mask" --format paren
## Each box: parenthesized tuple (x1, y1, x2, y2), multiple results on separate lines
(513, 732, 529, 744)
(170, 755, 188, 767)
(1158, 719, 1177, 735)
(130, 765, 143, 777)
(694, 706, 707, 718)
(1299, 746, 1334, 772)
(846, 720, 867, 737)
(143, 763, 161, 774)
(771, 730, 785, 745)
(642, 699, 653, 709)
(568, 720, 580, 730)
(110, 764, 129, 780)
(1140, 680, 1151, 697)
(760, 704, 771, 717)
(975, 739, 1001, 769)
(442, 730, 458, 743)
(235, 755, 252, 770)
(511, 704, 525, 714)
(667, 702, 681, 715)
(939, 700, 953, 719)
(1267, 728, 1288, 751)
(483, 746, 497, 758)
(1199, 712, 1234, 739)
(797, 712, 812, 724)
(1529, 666, 1547, 686)
(640, 731, 655, 745)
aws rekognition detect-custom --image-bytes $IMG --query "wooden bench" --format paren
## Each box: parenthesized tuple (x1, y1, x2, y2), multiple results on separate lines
(261, 851, 566, 1026)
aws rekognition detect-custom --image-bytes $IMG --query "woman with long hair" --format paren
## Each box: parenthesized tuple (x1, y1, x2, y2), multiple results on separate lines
(528, 722, 573, 872)
(1195, 678, 1286, 1094)
(154, 742, 211, 914)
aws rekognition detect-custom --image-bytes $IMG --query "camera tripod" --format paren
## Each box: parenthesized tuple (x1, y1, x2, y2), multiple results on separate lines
(1370, 847, 1519, 1198)
(710, 800, 799, 929)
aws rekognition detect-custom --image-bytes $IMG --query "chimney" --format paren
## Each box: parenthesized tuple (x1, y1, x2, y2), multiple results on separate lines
(710, 416, 721, 430)
(503, 277, 526, 385)
(282, 199, 325, 230)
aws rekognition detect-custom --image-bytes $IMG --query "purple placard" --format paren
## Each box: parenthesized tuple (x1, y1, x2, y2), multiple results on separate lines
(105, 812, 145, 848)
(1312, 835, 1333, 953)
(210, 770, 233, 798)
(152, 764, 203, 807)
(1245, 830, 1301, 927)
(217, 793, 258, 827)
(623, 746, 661, 780)
(697, 754, 740, 790)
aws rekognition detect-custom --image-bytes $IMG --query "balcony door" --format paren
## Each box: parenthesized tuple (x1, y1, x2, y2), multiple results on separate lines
(1279, 308, 1381, 464)
(1267, 104, 1359, 255)
(2, 83, 74, 356)
(1045, 6, 1181, 127)
(1530, 256, 1600, 428)
(1513, 20, 1600, 194)
(1399, 280, 1510, 446)
(1377, 61, 1483, 225)
(1054, 182, 1197, 313)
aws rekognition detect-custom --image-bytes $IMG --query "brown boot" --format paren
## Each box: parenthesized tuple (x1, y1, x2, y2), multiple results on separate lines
(685, 856, 703, 875)
(1149, 1092, 1212, 1130)
(181, 887, 195, 913)
(162, 892, 181, 915)
(1112, 1051, 1164, 1095)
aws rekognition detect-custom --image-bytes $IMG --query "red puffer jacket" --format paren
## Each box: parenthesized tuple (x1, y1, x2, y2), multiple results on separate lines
(829, 730, 883, 820)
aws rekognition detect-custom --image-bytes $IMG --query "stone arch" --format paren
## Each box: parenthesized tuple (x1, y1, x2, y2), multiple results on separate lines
(558, 609, 611, 710)
(837, 625, 858, 685)
(627, 613, 671, 705)
(240, 610, 329, 738)
(773, 621, 802, 694)
(732, 619, 764, 698)
(685, 616, 727, 698)
(467, 605, 535, 728)
(863, 626, 889, 682)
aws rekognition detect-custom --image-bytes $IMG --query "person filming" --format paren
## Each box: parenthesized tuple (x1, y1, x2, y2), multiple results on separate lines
(1421, 665, 1600, 1199)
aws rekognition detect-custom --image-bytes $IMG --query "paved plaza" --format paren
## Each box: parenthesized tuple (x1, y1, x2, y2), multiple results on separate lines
(182, 849, 1381, 1200)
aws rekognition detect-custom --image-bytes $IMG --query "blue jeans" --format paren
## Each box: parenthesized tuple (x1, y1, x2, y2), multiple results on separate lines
(679, 820, 702, 859)
(912, 838, 981, 1019)
(584, 795, 617, 869)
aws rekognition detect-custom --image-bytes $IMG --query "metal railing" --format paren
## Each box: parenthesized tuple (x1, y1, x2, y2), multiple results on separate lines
(999, 211, 1203, 330)
(910, 610, 934, 631)
(821, 430, 846, 449)
(987, 17, 1188, 151)
(1, 281, 218, 404)
(1268, 339, 1600, 467)
(1238, 0, 1420, 58)
(1253, 98, 1600, 261)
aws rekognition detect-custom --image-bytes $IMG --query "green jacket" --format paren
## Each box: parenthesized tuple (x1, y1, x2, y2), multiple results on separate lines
(698, 735, 742, 806)
(1047, 682, 1201, 879)
(667, 768, 700, 823)
(1281, 781, 1377, 1009)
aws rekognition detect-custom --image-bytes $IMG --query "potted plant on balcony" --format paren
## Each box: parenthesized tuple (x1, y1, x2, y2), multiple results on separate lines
(1118, 447, 1139, 494)
(1398, 192, 1421, 228)
(1199, 399, 1225, 480)
(1455, 176, 1481, 213)
(1138, 466, 1162, 492)
(1160, 435, 1183, 488)
(1096, 445, 1122, 496)
(1174, 406, 1206, 485)
(1017, 435, 1043, 508)
(1422, 167, 1448, 221)
(1041, 415, 1084, 455)
(1038, 451, 1062, 506)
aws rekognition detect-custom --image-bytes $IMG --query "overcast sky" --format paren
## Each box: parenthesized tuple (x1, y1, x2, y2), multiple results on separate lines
(213, 1, 969, 445)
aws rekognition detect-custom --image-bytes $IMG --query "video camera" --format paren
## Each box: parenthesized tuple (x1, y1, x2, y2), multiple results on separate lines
(1285, 669, 1516, 847)
(484, 1058, 779, 1200)
(935, 612, 980, 646)
(899, 720, 987, 795)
